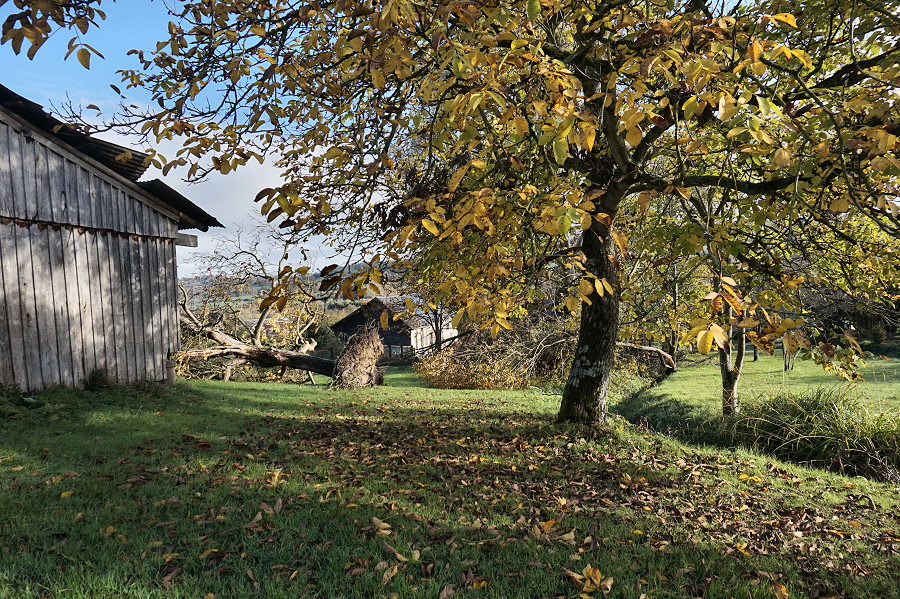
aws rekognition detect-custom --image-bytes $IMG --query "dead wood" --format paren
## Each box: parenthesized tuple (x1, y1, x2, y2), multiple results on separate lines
(178, 344, 336, 377)
(177, 291, 335, 378)
(330, 324, 384, 389)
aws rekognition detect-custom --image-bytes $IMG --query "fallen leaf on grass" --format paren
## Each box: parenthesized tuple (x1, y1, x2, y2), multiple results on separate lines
(382, 541, 408, 561)
(159, 566, 182, 588)
(372, 516, 392, 536)
(60, 491, 74, 499)
(382, 564, 400, 584)
(774, 583, 789, 599)
(439, 584, 457, 598)
(565, 565, 613, 595)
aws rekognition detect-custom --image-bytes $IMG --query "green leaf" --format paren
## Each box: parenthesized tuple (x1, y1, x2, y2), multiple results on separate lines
(527, 0, 541, 22)
(552, 138, 568, 164)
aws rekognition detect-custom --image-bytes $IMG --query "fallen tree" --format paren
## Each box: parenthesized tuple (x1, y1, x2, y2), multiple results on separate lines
(177, 309, 336, 378)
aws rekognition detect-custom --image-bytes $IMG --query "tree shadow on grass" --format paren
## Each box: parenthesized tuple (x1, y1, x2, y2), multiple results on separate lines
(0, 381, 897, 598)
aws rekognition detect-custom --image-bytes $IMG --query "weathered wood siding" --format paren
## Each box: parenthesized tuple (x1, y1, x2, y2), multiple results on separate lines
(0, 110, 181, 391)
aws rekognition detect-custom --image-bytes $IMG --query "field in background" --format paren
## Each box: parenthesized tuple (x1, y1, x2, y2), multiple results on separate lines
(614, 352, 900, 426)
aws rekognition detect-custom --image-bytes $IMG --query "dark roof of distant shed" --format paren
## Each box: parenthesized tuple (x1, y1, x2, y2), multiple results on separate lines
(0, 83, 223, 232)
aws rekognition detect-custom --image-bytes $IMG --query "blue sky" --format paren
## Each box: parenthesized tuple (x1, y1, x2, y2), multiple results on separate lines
(1, 1, 285, 275)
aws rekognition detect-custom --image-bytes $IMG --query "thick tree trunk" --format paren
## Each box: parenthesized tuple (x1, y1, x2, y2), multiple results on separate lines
(179, 346, 336, 377)
(558, 225, 619, 425)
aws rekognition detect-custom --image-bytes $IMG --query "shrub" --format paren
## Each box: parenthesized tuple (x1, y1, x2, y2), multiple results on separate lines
(871, 325, 888, 344)
(413, 341, 524, 390)
(416, 329, 656, 396)
(715, 388, 900, 482)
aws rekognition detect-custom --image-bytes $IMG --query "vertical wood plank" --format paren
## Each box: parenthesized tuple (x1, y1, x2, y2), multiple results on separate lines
(33, 142, 53, 222)
(61, 228, 86, 387)
(0, 122, 12, 218)
(35, 223, 64, 387)
(6, 123, 25, 220)
(159, 237, 173, 360)
(15, 223, 43, 390)
(128, 234, 147, 380)
(76, 165, 91, 228)
(64, 159, 79, 227)
(148, 237, 163, 381)
(21, 136, 39, 221)
(72, 228, 96, 377)
(0, 223, 23, 386)
(124, 189, 136, 236)
(48, 150, 70, 224)
(106, 184, 128, 383)
(167, 238, 180, 352)
(46, 150, 70, 385)
(139, 235, 157, 380)
(116, 190, 136, 384)
(85, 229, 106, 375)
(95, 228, 118, 381)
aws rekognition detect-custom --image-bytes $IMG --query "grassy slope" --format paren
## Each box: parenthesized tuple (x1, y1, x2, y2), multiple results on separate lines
(0, 371, 898, 599)
(615, 353, 900, 428)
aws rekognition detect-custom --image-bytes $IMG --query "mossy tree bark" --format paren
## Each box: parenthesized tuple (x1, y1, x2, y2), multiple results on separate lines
(557, 220, 619, 425)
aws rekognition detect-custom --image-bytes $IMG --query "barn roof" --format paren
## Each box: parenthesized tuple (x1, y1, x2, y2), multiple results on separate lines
(330, 295, 433, 333)
(0, 83, 223, 232)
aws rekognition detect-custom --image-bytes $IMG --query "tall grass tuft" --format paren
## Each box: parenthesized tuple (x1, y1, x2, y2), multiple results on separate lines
(718, 388, 900, 482)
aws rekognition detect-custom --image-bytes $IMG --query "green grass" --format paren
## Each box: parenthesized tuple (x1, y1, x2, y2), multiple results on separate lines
(2, 371, 900, 598)
(615, 353, 900, 429)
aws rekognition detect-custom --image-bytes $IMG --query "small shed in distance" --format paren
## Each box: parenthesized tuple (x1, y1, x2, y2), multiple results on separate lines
(330, 295, 456, 355)
(0, 83, 222, 392)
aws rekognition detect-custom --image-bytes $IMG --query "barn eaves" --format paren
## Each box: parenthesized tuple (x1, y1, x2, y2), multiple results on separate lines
(0, 83, 222, 234)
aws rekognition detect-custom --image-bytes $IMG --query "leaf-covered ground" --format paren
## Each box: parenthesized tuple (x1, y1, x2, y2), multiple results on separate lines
(1, 373, 899, 598)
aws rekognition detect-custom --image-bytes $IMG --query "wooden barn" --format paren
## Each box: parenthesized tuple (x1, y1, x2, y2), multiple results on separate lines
(330, 295, 457, 355)
(0, 83, 222, 392)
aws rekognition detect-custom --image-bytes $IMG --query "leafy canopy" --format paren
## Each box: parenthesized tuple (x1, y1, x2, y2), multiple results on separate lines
(5, 0, 900, 338)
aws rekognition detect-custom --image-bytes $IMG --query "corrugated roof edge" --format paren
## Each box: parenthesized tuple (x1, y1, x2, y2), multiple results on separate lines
(0, 82, 222, 231)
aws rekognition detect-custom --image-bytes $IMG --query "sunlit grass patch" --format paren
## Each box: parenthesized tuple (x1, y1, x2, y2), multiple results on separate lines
(0, 373, 898, 598)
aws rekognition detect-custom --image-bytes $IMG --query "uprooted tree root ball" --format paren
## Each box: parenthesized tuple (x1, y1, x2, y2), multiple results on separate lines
(330, 324, 384, 389)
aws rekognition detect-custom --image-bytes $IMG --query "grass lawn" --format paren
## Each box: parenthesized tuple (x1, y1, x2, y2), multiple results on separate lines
(1, 370, 899, 598)
(615, 352, 900, 428)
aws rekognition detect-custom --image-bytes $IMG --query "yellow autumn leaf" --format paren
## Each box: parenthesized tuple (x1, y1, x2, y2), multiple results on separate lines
(594, 278, 605, 297)
(772, 13, 798, 28)
(76, 47, 91, 69)
(579, 278, 594, 297)
(556, 116, 575, 140)
(829, 196, 850, 213)
(625, 126, 642, 147)
(774, 148, 793, 168)
(371, 68, 385, 90)
(514, 116, 529, 136)
(447, 163, 471, 192)
(60, 491, 75, 499)
(697, 330, 714, 355)
(774, 582, 789, 599)
(610, 229, 628, 255)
